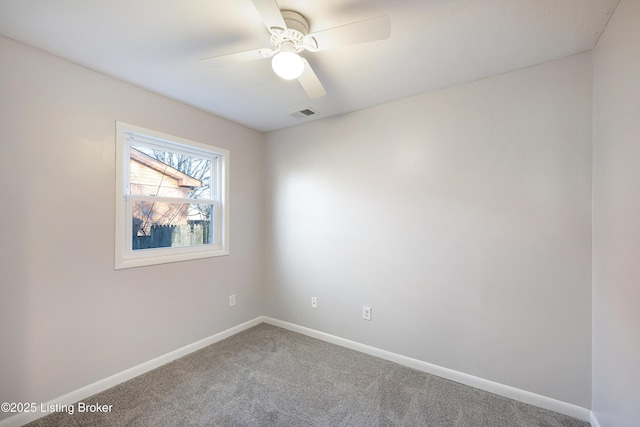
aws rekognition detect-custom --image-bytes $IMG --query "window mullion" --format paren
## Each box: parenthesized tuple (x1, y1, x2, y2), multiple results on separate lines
(126, 194, 215, 205)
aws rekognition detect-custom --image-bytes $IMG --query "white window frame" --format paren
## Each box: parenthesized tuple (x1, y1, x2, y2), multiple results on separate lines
(115, 121, 229, 269)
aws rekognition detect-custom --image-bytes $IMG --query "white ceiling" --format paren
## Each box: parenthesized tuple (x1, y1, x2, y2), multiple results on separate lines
(0, 0, 620, 132)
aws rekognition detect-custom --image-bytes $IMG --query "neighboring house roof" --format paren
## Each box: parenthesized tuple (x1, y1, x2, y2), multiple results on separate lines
(130, 148, 202, 189)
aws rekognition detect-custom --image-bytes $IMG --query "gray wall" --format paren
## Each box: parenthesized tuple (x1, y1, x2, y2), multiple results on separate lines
(265, 53, 593, 407)
(592, 0, 640, 425)
(0, 35, 266, 419)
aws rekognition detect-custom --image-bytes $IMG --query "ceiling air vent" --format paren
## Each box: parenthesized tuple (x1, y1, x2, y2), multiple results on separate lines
(289, 107, 319, 119)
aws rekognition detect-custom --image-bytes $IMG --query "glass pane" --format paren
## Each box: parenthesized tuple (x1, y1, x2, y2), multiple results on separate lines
(129, 145, 212, 199)
(132, 201, 213, 250)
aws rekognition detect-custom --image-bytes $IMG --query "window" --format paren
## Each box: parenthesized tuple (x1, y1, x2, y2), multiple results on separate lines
(115, 122, 229, 269)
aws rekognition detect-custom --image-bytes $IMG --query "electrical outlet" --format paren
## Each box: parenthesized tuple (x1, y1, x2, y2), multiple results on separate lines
(363, 306, 372, 321)
(229, 294, 236, 307)
(311, 297, 317, 309)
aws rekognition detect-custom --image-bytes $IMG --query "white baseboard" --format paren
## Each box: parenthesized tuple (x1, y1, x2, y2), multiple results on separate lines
(262, 316, 591, 422)
(1, 316, 592, 426)
(0, 317, 263, 427)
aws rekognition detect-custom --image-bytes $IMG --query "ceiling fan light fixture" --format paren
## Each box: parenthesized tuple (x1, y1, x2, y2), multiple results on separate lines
(271, 51, 304, 80)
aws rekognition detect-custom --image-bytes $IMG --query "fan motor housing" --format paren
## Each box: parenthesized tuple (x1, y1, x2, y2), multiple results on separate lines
(281, 11, 309, 35)
(269, 10, 317, 52)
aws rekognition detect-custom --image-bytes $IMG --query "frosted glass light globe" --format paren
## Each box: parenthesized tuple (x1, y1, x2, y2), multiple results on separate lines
(271, 51, 304, 80)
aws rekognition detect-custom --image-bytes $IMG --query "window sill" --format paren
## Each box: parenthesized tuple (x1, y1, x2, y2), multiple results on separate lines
(115, 248, 229, 270)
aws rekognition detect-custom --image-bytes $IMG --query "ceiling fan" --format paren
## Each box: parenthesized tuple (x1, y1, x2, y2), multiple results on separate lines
(200, 0, 391, 99)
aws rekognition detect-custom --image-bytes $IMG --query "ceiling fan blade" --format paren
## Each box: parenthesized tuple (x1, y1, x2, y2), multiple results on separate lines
(298, 59, 326, 99)
(309, 15, 390, 51)
(199, 48, 273, 68)
(251, 0, 286, 32)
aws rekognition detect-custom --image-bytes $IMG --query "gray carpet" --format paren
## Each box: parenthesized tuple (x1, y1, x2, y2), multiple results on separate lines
(26, 323, 589, 426)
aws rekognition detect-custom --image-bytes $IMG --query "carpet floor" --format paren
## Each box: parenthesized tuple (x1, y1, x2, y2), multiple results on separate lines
(26, 323, 589, 426)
